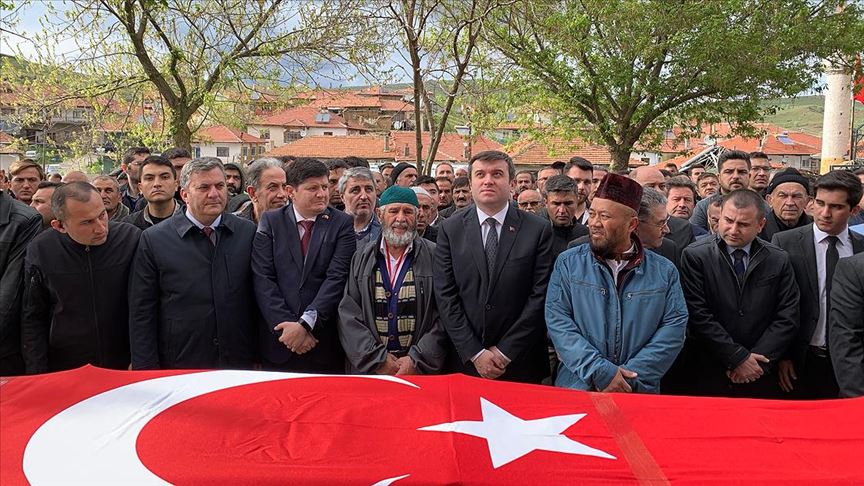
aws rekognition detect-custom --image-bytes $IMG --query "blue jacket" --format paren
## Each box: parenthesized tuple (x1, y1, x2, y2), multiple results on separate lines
(545, 241, 687, 393)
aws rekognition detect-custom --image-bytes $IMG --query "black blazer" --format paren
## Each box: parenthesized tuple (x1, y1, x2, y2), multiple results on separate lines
(771, 224, 864, 370)
(129, 212, 258, 370)
(434, 204, 553, 383)
(252, 204, 356, 371)
(829, 252, 864, 397)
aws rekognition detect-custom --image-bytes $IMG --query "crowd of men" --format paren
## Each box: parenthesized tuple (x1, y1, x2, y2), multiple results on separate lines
(1, 146, 863, 400)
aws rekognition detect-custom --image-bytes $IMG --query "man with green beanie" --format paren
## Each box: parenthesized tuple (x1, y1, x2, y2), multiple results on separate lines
(338, 186, 448, 375)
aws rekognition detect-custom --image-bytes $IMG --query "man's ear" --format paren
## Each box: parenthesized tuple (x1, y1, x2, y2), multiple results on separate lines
(50, 219, 66, 234)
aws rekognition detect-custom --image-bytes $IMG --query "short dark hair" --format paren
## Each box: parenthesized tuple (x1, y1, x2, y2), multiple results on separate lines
(664, 162, 678, 169)
(544, 175, 577, 196)
(697, 172, 719, 183)
(538, 165, 562, 177)
(326, 158, 350, 172)
(813, 170, 864, 209)
(568, 156, 593, 174)
(122, 146, 151, 165)
(414, 175, 438, 187)
(468, 150, 516, 181)
(286, 157, 328, 187)
(452, 176, 470, 189)
(435, 176, 452, 186)
(853, 167, 864, 176)
(551, 161, 566, 172)
(344, 156, 370, 168)
(276, 155, 297, 165)
(37, 181, 63, 190)
(515, 169, 536, 182)
(721, 189, 765, 219)
(161, 147, 191, 161)
(139, 155, 176, 180)
(749, 151, 769, 160)
(717, 150, 751, 171)
(659, 169, 673, 178)
(379, 162, 394, 171)
(686, 163, 705, 173)
(51, 181, 98, 221)
(666, 175, 698, 200)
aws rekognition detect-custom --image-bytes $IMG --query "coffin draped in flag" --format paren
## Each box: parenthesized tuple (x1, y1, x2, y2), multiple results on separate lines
(1, 366, 862, 485)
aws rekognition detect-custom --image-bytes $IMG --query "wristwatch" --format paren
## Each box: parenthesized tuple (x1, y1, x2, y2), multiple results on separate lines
(298, 318, 313, 333)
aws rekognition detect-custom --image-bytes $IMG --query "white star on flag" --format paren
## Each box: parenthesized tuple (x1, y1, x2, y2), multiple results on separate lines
(419, 398, 616, 468)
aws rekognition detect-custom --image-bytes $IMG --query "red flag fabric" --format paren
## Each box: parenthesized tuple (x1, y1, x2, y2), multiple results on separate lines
(1, 366, 863, 484)
(855, 56, 864, 104)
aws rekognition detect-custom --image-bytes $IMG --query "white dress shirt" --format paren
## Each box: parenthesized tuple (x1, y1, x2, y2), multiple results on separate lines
(293, 206, 319, 329)
(185, 209, 222, 231)
(810, 225, 853, 347)
(477, 204, 509, 243)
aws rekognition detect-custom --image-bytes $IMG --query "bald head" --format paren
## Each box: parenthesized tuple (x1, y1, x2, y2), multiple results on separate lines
(630, 166, 667, 194)
(62, 171, 89, 183)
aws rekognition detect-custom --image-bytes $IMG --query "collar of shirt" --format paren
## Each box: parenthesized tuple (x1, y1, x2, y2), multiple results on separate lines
(293, 206, 318, 225)
(726, 241, 752, 257)
(813, 223, 850, 247)
(185, 209, 221, 230)
(379, 237, 414, 258)
(476, 204, 508, 230)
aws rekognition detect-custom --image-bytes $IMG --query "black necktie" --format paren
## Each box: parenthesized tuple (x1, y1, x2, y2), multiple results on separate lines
(732, 249, 746, 283)
(825, 235, 839, 315)
(484, 217, 498, 277)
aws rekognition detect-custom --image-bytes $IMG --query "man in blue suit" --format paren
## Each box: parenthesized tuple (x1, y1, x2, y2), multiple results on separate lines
(252, 158, 356, 372)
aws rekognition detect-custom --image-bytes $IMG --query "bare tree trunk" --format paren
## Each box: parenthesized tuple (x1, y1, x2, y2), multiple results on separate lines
(609, 146, 632, 173)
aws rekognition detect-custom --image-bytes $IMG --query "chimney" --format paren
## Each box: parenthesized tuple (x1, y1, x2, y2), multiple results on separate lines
(463, 142, 470, 160)
(403, 143, 410, 157)
(384, 134, 390, 152)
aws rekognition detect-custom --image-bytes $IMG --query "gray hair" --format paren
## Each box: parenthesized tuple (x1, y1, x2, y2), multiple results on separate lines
(91, 175, 119, 190)
(638, 187, 667, 220)
(51, 181, 98, 221)
(179, 157, 225, 189)
(338, 166, 374, 194)
(544, 175, 577, 195)
(246, 158, 285, 192)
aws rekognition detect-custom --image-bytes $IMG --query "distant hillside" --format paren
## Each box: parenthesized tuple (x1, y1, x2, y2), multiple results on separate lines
(761, 95, 864, 136)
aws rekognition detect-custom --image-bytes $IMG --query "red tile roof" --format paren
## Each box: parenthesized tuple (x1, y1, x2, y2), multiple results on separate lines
(0, 132, 14, 144)
(264, 131, 502, 163)
(254, 105, 365, 130)
(196, 125, 266, 144)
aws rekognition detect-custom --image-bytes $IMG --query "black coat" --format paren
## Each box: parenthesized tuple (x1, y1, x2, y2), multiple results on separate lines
(829, 252, 864, 397)
(129, 212, 258, 370)
(0, 191, 42, 374)
(21, 222, 141, 373)
(434, 204, 553, 383)
(252, 204, 356, 372)
(759, 210, 812, 241)
(771, 225, 864, 371)
(667, 216, 705, 251)
(680, 235, 799, 397)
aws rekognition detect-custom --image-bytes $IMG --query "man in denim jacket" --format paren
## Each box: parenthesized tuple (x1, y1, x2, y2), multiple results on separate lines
(546, 173, 687, 393)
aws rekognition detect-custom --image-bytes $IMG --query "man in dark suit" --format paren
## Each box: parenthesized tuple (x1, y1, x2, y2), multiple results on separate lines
(773, 170, 864, 398)
(830, 252, 864, 397)
(434, 150, 553, 384)
(252, 158, 356, 373)
(129, 158, 258, 370)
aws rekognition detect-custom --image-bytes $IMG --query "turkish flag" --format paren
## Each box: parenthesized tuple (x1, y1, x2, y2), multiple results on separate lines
(855, 56, 864, 104)
(2, 366, 863, 484)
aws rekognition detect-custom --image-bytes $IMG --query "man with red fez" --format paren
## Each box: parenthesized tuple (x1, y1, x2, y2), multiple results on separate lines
(546, 173, 688, 393)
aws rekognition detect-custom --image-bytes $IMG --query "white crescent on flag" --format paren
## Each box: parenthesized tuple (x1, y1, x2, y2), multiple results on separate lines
(22, 370, 419, 486)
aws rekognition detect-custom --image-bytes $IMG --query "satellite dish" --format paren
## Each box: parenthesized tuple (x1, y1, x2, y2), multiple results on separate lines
(299, 129, 307, 137)
(703, 136, 716, 147)
(393, 120, 403, 130)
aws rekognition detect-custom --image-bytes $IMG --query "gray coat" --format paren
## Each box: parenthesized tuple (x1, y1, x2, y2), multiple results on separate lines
(338, 236, 448, 374)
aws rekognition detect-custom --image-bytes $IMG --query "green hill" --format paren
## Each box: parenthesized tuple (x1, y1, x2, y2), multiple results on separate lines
(761, 95, 864, 136)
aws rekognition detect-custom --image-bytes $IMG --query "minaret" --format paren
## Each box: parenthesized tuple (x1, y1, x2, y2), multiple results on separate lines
(821, 59, 852, 174)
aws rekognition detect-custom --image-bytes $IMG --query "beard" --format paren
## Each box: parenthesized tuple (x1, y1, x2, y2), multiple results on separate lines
(382, 223, 417, 247)
(589, 235, 618, 260)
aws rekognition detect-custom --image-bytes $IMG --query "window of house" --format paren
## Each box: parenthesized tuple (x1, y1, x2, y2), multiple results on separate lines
(73, 109, 85, 119)
(216, 146, 229, 157)
(284, 130, 301, 143)
(323, 131, 333, 136)
(241, 146, 248, 157)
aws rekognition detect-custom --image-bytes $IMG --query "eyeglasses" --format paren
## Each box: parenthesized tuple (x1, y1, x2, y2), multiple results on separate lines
(518, 201, 542, 209)
(750, 166, 771, 173)
(640, 215, 670, 228)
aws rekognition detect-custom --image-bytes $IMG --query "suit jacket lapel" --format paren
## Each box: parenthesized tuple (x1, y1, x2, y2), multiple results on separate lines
(463, 207, 488, 290)
(301, 208, 330, 284)
(284, 204, 305, 271)
(487, 206, 521, 296)
(798, 225, 819, 304)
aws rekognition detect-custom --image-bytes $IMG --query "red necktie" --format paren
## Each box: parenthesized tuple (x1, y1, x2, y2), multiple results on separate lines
(202, 226, 215, 246)
(299, 220, 314, 257)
